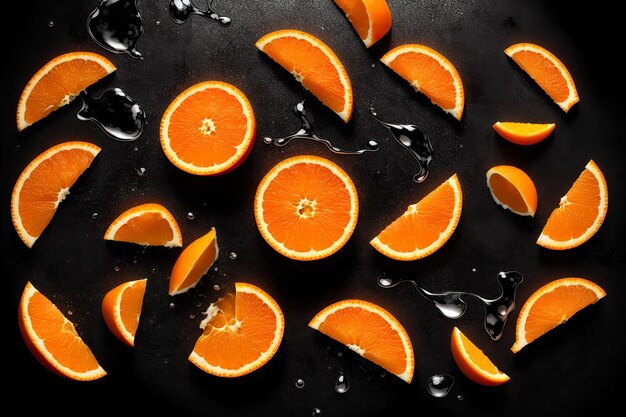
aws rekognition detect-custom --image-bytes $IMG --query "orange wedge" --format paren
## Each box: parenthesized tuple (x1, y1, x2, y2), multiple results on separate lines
(102, 279, 147, 347)
(486, 165, 538, 216)
(381, 44, 465, 120)
(332, 0, 392, 48)
(451, 327, 509, 386)
(189, 282, 284, 377)
(309, 299, 414, 383)
(370, 174, 462, 260)
(505, 43, 579, 112)
(256, 29, 353, 122)
(104, 203, 182, 247)
(537, 160, 607, 249)
(11, 141, 101, 248)
(493, 122, 556, 145)
(512, 278, 606, 353)
(169, 228, 219, 295)
(18, 282, 106, 381)
(17, 52, 116, 131)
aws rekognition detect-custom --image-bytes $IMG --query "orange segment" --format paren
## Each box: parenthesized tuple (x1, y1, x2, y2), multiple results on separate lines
(332, 0, 392, 48)
(18, 282, 106, 381)
(104, 203, 182, 247)
(102, 279, 147, 347)
(451, 327, 509, 386)
(486, 165, 538, 216)
(370, 174, 462, 260)
(189, 282, 284, 377)
(254, 155, 359, 261)
(256, 29, 353, 122)
(512, 278, 606, 353)
(169, 228, 219, 295)
(11, 141, 101, 248)
(17, 52, 116, 130)
(493, 122, 556, 145)
(309, 299, 414, 383)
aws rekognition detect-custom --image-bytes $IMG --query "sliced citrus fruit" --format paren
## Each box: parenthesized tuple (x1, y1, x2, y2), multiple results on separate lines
(189, 282, 284, 377)
(332, 0, 392, 48)
(381, 44, 464, 120)
(11, 141, 101, 248)
(17, 52, 116, 131)
(18, 282, 106, 381)
(102, 279, 147, 347)
(169, 228, 219, 295)
(160, 81, 256, 175)
(505, 43, 579, 112)
(309, 299, 414, 383)
(370, 174, 462, 260)
(537, 160, 607, 249)
(451, 327, 509, 386)
(104, 203, 182, 247)
(493, 121, 556, 145)
(512, 278, 606, 353)
(486, 165, 538, 216)
(256, 29, 353, 122)
(254, 155, 359, 261)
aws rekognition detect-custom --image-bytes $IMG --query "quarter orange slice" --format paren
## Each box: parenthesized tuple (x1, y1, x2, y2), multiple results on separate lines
(332, 0, 392, 48)
(486, 165, 538, 216)
(104, 203, 183, 247)
(102, 279, 147, 347)
(493, 122, 556, 145)
(169, 228, 219, 295)
(451, 327, 509, 386)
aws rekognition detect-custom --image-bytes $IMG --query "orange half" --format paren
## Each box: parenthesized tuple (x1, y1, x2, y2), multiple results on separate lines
(332, 0, 392, 47)
(493, 122, 556, 145)
(451, 327, 509, 386)
(104, 203, 183, 247)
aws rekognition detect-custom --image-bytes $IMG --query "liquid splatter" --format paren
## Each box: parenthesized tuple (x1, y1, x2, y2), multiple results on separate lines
(87, 0, 144, 58)
(77, 89, 146, 141)
(169, 0, 231, 26)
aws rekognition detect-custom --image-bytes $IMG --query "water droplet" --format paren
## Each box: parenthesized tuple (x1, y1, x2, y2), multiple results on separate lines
(295, 378, 305, 389)
(213, 284, 220, 291)
(114, 266, 120, 272)
(380, 372, 386, 378)
(263, 137, 273, 144)
(187, 212, 195, 220)
(132, 259, 137, 264)
(136, 167, 145, 176)
(427, 374, 454, 398)
(196, 301, 202, 307)
(213, 266, 219, 272)
(156, 20, 160, 25)
(460, 144, 464, 149)
(229, 252, 237, 260)
(67, 310, 73, 316)
(131, 187, 136, 192)
(335, 373, 350, 393)
(371, 63, 375, 68)
(189, 314, 195, 319)
(202, 202, 207, 207)
(169, 302, 175, 308)
(337, 352, 343, 357)
(133, 146, 139, 151)
(457, 394, 463, 400)
(163, 359, 169, 364)
(151, 268, 157, 273)
(472, 268, 477, 272)
(312, 408, 321, 417)
(92, 212, 99, 219)
(87, 0, 144, 58)
(48, 21, 54, 27)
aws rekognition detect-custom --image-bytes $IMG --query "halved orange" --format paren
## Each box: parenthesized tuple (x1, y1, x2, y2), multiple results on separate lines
(17, 52, 116, 131)
(370, 174, 462, 260)
(160, 81, 256, 175)
(11, 141, 101, 248)
(104, 203, 183, 247)
(512, 278, 606, 353)
(309, 299, 414, 383)
(381, 44, 465, 120)
(18, 282, 106, 381)
(505, 43, 579, 112)
(169, 228, 219, 295)
(102, 279, 147, 347)
(493, 121, 556, 145)
(486, 165, 538, 216)
(256, 29, 353, 122)
(254, 155, 359, 261)
(189, 282, 284, 377)
(332, 0, 392, 48)
(451, 327, 509, 386)
(537, 160, 608, 249)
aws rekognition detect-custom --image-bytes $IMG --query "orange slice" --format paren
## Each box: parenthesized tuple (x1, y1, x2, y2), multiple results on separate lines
(332, 0, 392, 48)
(160, 81, 256, 175)
(189, 282, 284, 377)
(102, 279, 147, 347)
(493, 122, 556, 145)
(169, 228, 219, 295)
(537, 160, 607, 249)
(370, 174, 462, 260)
(256, 29, 353, 122)
(309, 299, 414, 383)
(18, 282, 106, 381)
(512, 278, 606, 353)
(11, 141, 101, 248)
(254, 155, 359, 261)
(104, 203, 183, 247)
(381, 44, 465, 120)
(486, 165, 538, 216)
(505, 43, 579, 112)
(17, 52, 116, 131)
(451, 327, 509, 386)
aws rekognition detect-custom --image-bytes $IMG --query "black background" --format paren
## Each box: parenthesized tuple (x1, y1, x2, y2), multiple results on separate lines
(3, 1, 624, 415)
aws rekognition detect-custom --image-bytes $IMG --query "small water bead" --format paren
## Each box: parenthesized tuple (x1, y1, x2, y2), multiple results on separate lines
(136, 167, 145, 176)
(189, 314, 196, 319)
(92, 212, 99, 219)
(457, 394, 463, 401)
(295, 378, 305, 389)
(48, 21, 54, 27)
(263, 137, 273, 144)
(337, 352, 343, 357)
(213, 266, 219, 272)
(67, 310, 73, 316)
(312, 408, 321, 417)
(131, 187, 136, 192)
(427, 374, 454, 398)
(380, 372, 386, 378)
(187, 212, 195, 220)
(229, 252, 237, 260)
(151, 268, 157, 273)
(196, 301, 202, 307)
(472, 268, 477, 272)
(156, 20, 160, 25)
(134, 146, 139, 151)
(169, 302, 175, 308)
(334, 374, 350, 394)
(213, 284, 221, 291)
(163, 359, 169, 364)
(114, 266, 120, 272)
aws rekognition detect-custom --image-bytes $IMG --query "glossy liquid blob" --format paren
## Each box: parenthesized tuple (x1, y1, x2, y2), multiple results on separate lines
(87, 0, 144, 59)
(427, 374, 454, 398)
(334, 373, 350, 394)
(169, 0, 231, 26)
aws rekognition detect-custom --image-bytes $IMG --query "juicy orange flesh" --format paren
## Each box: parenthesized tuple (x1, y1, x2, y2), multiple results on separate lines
(334, 0, 369, 41)
(457, 330, 501, 375)
(119, 281, 146, 337)
(498, 122, 553, 136)
(174, 234, 218, 291)
(113, 213, 175, 245)
(489, 173, 528, 214)
(510, 51, 568, 102)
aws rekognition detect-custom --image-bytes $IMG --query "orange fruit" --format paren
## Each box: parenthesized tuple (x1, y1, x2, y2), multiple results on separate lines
(381, 44, 465, 120)
(486, 165, 538, 217)
(309, 299, 414, 383)
(332, 0, 392, 48)
(505, 43, 579, 112)
(18, 282, 106, 381)
(11, 141, 101, 248)
(493, 122, 556, 146)
(17, 52, 116, 131)
(169, 228, 219, 295)
(370, 174, 462, 260)
(511, 278, 606, 353)
(102, 279, 147, 347)
(537, 160, 608, 249)
(160, 81, 256, 175)
(451, 327, 509, 386)
(189, 282, 284, 377)
(104, 203, 183, 247)
(254, 155, 359, 261)
(256, 29, 353, 122)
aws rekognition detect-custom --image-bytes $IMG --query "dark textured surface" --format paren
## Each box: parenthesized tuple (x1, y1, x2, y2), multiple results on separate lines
(3, 1, 624, 415)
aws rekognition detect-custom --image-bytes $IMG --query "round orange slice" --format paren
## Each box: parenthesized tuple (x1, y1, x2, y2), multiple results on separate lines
(493, 122, 556, 145)
(11, 141, 101, 248)
(332, 0, 392, 48)
(102, 279, 147, 347)
(17, 52, 116, 131)
(486, 165, 538, 216)
(189, 282, 284, 377)
(104, 203, 183, 247)
(451, 327, 509, 386)
(169, 228, 219, 295)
